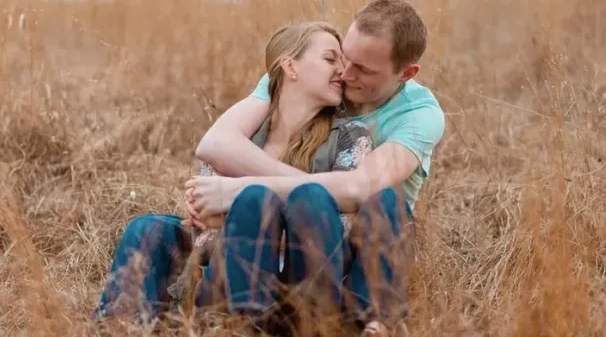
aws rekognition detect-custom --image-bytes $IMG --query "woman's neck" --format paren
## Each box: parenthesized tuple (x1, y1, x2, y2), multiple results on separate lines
(269, 84, 322, 144)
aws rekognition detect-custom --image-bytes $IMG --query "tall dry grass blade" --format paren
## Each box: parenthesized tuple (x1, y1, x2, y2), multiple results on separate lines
(0, 166, 71, 337)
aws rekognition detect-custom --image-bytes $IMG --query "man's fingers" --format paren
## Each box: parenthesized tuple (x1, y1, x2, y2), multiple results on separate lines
(193, 198, 208, 214)
(184, 177, 201, 189)
(185, 187, 194, 200)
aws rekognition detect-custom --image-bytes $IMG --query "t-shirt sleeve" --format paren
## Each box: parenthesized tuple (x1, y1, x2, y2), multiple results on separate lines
(385, 105, 445, 176)
(249, 73, 271, 102)
(331, 120, 374, 171)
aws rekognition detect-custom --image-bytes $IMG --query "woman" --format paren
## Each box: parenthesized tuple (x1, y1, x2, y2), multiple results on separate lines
(93, 21, 374, 333)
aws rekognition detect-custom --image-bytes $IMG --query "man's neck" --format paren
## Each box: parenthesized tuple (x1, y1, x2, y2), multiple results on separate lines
(345, 82, 405, 116)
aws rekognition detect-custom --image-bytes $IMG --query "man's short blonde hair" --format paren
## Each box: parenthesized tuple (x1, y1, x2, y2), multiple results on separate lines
(354, 0, 428, 71)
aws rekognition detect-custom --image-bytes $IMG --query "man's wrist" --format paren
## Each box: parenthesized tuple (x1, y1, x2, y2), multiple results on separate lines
(235, 176, 256, 189)
(274, 163, 307, 176)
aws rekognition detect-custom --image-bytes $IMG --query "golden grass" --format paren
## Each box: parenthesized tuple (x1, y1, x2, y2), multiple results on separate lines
(1, 0, 605, 335)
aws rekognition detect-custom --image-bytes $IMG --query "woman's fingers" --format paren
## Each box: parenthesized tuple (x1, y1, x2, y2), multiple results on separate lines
(181, 216, 207, 230)
(190, 218, 207, 230)
(205, 214, 225, 229)
(196, 205, 214, 221)
(186, 200, 201, 219)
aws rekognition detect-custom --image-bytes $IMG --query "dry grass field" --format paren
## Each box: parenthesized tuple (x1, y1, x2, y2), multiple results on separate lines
(1, 0, 606, 335)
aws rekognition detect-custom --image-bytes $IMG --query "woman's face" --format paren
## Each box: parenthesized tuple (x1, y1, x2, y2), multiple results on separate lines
(292, 31, 344, 107)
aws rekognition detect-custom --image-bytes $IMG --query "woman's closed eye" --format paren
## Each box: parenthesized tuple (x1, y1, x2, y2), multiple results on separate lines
(326, 56, 344, 69)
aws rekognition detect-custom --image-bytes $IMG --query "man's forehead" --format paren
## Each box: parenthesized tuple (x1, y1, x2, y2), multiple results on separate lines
(343, 25, 391, 68)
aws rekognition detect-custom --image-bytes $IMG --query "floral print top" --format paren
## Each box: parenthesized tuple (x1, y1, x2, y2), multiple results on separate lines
(329, 120, 374, 235)
(194, 119, 373, 246)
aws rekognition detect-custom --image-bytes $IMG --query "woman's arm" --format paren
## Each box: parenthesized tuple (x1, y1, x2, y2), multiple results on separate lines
(196, 94, 305, 177)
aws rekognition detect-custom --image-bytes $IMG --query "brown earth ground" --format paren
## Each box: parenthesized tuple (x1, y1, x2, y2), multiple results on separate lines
(1, 0, 606, 336)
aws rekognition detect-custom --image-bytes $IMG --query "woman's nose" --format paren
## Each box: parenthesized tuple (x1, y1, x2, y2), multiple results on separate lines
(335, 59, 344, 74)
(335, 65, 344, 76)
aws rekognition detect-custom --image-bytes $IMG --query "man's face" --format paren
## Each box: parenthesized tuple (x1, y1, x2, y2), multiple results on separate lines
(340, 22, 413, 108)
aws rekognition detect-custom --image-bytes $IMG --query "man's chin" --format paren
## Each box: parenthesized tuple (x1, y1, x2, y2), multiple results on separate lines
(344, 89, 363, 104)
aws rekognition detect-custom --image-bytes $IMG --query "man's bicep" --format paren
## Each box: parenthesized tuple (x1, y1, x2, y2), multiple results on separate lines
(385, 107, 445, 174)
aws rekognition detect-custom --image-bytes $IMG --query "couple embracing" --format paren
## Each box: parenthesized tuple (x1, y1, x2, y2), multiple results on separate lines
(92, 1, 445, 336)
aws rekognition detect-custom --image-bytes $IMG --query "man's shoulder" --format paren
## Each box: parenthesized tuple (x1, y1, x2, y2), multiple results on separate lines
(380, 79, 444, 126)
(397, 79, 442, 111)
(249, 73, 270, 102)
(378, 79, 445, 144)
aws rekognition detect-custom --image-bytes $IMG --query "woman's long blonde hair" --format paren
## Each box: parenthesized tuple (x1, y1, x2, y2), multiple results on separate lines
(264, 21, 342, 172)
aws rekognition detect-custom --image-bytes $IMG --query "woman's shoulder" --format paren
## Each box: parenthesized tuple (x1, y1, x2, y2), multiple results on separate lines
(332, 117, 371, 138)
(339, 118, 368, 128)
(330, 118, 374, 170)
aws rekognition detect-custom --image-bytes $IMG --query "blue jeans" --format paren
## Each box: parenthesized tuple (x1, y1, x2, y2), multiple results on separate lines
(195, 183, 350, 325)
(91, 213, 190, 321)
(93, 183, 415, 328)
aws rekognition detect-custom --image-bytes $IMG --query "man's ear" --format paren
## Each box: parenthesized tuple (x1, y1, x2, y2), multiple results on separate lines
(279, 58, 298, 80)
(398, 64, 420, 83)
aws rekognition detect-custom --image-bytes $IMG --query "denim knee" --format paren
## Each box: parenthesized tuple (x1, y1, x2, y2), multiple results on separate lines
(284, 183, 343, 246)
(122, 214, 161, 247)
(366, 187, 413, 222)
(118, 214, 184, 256)
(233, 184, 280, 210)
(367, 187, 397, 210)
(224, 184, 282, 238)
(286, 183, 338, 208)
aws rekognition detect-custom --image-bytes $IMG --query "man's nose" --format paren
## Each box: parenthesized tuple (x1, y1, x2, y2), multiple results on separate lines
(341, 62, 355, 81)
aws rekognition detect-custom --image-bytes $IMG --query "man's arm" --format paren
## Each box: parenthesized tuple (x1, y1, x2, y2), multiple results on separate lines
(237, 142, 420, 212)
(195, 76, 306, 177)
(234, 105, 445, 212)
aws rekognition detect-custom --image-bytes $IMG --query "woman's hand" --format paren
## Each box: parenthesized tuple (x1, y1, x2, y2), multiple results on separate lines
(181, 192, 226, 229)
(181, 189, 206, 228)
(185, 175, 244, 220)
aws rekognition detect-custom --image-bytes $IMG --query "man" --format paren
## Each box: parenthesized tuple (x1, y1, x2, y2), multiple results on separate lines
(188, 0, 445, 335)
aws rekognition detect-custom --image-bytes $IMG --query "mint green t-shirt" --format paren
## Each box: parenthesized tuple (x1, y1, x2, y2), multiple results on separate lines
(249, 74, 445, 211)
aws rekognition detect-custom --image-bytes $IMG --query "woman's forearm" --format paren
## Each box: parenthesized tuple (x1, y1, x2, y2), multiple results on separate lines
(197, 132, 305, 177)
